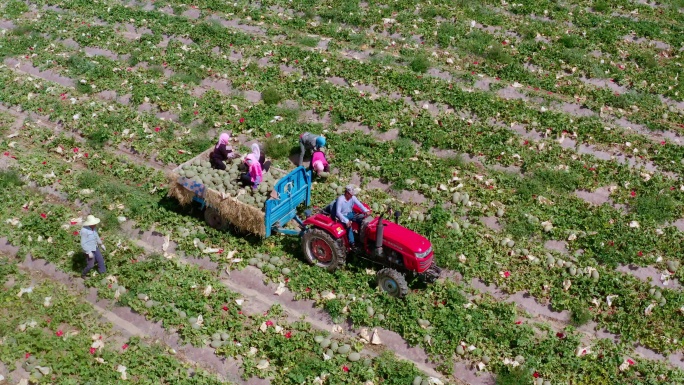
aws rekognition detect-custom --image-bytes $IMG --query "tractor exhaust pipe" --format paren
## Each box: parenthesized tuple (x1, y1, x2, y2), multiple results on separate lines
(375, 214, 385, 257)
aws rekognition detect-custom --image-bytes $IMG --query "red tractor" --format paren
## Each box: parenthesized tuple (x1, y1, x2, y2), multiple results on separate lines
(300, 203, 442, 298)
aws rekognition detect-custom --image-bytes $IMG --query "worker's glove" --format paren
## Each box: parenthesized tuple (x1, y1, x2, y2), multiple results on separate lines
(100, 244, 106, 251)
(87, 251, 94, 259)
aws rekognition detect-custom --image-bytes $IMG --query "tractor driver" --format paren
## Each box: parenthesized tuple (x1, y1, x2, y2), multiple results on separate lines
(334, 184, 370, 248)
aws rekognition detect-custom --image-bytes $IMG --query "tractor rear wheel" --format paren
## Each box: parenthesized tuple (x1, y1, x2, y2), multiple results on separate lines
(204, 207, 228, 231)
(302, 229, 346, 272)
(376, 268, 409, 298)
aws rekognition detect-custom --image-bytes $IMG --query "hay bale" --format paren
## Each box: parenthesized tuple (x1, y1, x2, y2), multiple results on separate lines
(168, 182, 194, 206)
(205, 188, 266, 236)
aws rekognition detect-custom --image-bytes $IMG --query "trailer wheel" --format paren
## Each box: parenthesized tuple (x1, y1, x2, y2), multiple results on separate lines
(204, 207, 228, 231)
(376, 268, 408, 298)
(302, 229, 346, 272)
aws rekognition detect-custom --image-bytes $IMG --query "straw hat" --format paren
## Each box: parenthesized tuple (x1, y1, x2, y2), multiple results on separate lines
(82, 215, 100, 227)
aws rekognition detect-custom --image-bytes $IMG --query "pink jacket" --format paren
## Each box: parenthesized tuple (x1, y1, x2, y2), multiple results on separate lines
(311, 151, 328, 167)
(245, 154, 263, 183)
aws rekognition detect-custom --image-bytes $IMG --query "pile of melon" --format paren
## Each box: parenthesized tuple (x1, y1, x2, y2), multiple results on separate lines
(178, 157, 286, 209)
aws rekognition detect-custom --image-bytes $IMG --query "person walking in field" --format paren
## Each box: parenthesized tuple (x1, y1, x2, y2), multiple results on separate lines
(80, 215, 106, 279)
(210, 132, 237, 170)
(298, 132, 326, 166)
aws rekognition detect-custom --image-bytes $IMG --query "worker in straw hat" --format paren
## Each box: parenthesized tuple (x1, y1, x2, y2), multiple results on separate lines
(80, 215, 106, 279)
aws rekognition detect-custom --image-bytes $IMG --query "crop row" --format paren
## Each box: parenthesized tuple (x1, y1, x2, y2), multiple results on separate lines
(2, 3, 681, 189)
(0, 180, 433, 384)
(3, 110, 684, 382)
(4, 27, 676, 360)
(4, 1, 677, 380)
(0, 258, 226, 384)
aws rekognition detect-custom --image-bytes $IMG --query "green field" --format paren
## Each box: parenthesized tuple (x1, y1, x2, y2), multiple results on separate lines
(2, 0, 684, 384)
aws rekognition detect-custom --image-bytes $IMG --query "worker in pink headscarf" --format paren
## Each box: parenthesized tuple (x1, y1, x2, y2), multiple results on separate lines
(310, 148, 330, 177)
(240, 153, 263, 190)
(210, 132, 236, 170)
(250, 143, 270, 172)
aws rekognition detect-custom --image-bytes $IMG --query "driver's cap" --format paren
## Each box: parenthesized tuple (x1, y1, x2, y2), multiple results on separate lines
(345, 184, 356, 195)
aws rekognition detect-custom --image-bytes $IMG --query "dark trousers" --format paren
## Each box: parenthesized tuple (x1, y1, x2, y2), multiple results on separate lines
(299, 140, 314, 166)
(210, 158, 226, 170)
(82, 249, 106, 276)
(240, 173, 252, 187)
(259, 154, 271, 172)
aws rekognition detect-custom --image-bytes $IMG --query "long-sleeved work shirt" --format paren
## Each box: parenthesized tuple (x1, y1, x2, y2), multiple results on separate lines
(300, 132, 319, 150)
(80, 226, 102, 253)
(335, 195, 368, 224)
(311, 151, 329, 168)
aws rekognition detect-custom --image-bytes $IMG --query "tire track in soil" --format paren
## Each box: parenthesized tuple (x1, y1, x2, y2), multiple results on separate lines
(0, 239, 254, 384)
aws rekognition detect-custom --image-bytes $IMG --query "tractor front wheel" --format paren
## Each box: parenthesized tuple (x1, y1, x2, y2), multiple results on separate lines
(302, 229, 346, 272)
(204, 207, 228, 231)
(376, 268, 409, 298)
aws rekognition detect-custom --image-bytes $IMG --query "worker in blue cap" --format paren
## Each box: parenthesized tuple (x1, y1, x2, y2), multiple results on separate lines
(298, 132, 326, 167)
